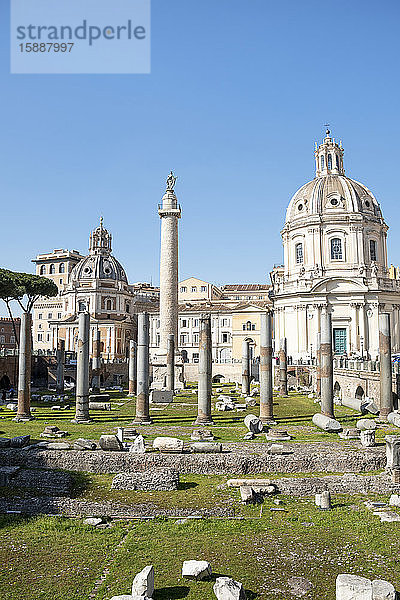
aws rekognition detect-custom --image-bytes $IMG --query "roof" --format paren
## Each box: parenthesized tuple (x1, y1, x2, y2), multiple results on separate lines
(221, 284, 271, 291)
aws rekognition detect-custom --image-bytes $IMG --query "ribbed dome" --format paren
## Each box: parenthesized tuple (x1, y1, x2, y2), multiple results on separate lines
(286, 174, 382, 224)
(70, 219, 128, 284)
(71, 253, 127, 283)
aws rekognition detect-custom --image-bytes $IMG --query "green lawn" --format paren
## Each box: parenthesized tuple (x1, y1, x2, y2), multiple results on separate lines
(1, 497, 399, 600)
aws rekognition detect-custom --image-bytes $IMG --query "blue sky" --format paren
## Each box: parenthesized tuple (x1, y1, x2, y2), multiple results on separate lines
(1, 0, 400, 306)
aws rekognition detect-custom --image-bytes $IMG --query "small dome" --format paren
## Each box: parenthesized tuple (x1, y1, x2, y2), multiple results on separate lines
(286, 174, 382, 223)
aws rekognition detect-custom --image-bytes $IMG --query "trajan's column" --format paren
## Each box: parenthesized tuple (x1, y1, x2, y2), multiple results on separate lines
(152, 172, 184, 389)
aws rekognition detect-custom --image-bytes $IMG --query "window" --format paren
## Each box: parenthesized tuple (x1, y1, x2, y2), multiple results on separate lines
(106, 299, 112, 311)
(49, 264, 55, 274)
(0, 335, 5, 344)
(39, 324, 43, 330)
(38, 334, 43, 341)
(193, 333, 199, 344)
(10, 335, 15, 344)
(181, 319, 187, 328)
(336, 155, 340, 169)
(180, 286, 187, 293)
(38, 313, 43, 320)
(221, 318, 229, 326)
(191, 286, 197, 292)
(48, 313, 52, 319)
(235, 295, 240, 300)
(126, 303, 130, 313)
(157, 320, 160, 328)
(79, 301, 87, 312)
(246, 321, 252, 331)
(331, 238, 343, 260)
(180, 334, 188, 345)
(193, 353, 199, 363)
(222, 333, 229, 343)
(59, 279, 63, 285)
(295, 242, 303, 264)
(40, 265, 46, 275)
(47, 334, 50, 341)
(193, 319, 199, 327)
(57, 313, 62, 319)
(59, 263, 65, 273)
(200, 286, 207, 292)
(320, 155, 325, 170)
(327, 154, 332, 169)
(370, 240, 377, 262)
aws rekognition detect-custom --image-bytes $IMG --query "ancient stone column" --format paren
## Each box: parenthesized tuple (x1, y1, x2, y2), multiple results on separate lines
(379, 313, 393, 419)
(260, 312, 274, 422)
(134, 312, 152, 424)
(166, 334, 175, 392)
(316, 332, 321, 396)
(91, 330, 101, 394)
(320, 311, 334, 418)
(241, 339, 250, 396)
(158, 173, 181, 354)
(195, 314, 213, 425)
(128, 339, 137, 396)
(56, 338, 65, 394)
(16, 312, 33, 421)
(73, 312, 91, 423)
(279, 337, 288, 396)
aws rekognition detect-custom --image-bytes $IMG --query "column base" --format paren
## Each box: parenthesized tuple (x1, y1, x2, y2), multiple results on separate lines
(260, 418, 277, 425)
(13, 414, 35, 422)
(131, 418, 153, 425)
(193, 418, 214, 426)
(71, 418, 92, 424)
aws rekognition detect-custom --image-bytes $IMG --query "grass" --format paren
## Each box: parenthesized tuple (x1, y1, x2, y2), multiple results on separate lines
(0, 385, 397, 444)
(1, 496, 399, 600)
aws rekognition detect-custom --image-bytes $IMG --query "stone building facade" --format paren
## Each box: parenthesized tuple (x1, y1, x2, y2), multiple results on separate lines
(271, 130, 400, 361)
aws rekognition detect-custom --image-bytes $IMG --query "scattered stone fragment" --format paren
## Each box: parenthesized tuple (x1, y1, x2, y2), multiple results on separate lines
(89, 401, 111, 411)
(387, 412, 400, 428)
(244, 414, 263, 433)
(243, 432, 255, 440)
(312, 413, 342, 432)
(266, 429, 291, 441)
(213, 576, 247, 600)
(99, 435, 123, 451)
(6, 403, 17, 411)
(389, 494, 400, 507)
(240, 486, 255, 504)
(339, 428, 360, 440)
(153, 437, 184, 453)
(51, 405, 61, 410)
(315, 490, 331, 510)
(190, 442, 222, 453)
(360, 430, 376, 447)
(227, 478, 271, 488)
(266, 444, 292, 455)
(191, 429, 215, 441)
(356, 419, 377, 431)
(182, 560, 212, 581)
(372, 579, 396, 600)
(46, 442, 70, 450)
(132, 565, 154, 598)
(373, 510, 400, 522)
(73, 438, 97, 451)
(129, 434, 146, 454)
(10, 435, 30, 448)
(110, 596, 134, 600)
(84, 517, 103, 526)
(336, 574, 373, 599)
(287, 576, 313, 597)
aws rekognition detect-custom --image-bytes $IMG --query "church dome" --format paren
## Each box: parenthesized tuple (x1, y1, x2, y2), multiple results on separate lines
(70, 219, 128, 284)
(285, 130, 383, 224)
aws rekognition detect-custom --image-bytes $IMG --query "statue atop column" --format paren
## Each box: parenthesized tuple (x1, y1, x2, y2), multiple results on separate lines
(166, 171, 177, 192)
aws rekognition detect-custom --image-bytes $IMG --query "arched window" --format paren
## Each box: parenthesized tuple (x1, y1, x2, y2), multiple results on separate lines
(40, 265, 46, 275)
(327, 154, 332, 170)
(320, 155, 325, 170)
(336, 155, 340, 169)
(59, 263, 65, 273)
(106, 299, 112, 311)
(49, 264, 55, 274)
(331, 238, 343, 260)
(78, 301, 86, 312)
(369, 240, 377, 262)
(126, 302, 130, 313)
(295, 242, 303, 264)
(246, 321, 252, 331)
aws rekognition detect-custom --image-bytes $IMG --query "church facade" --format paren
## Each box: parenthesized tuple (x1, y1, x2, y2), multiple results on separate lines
(271, 130, 400, 361)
